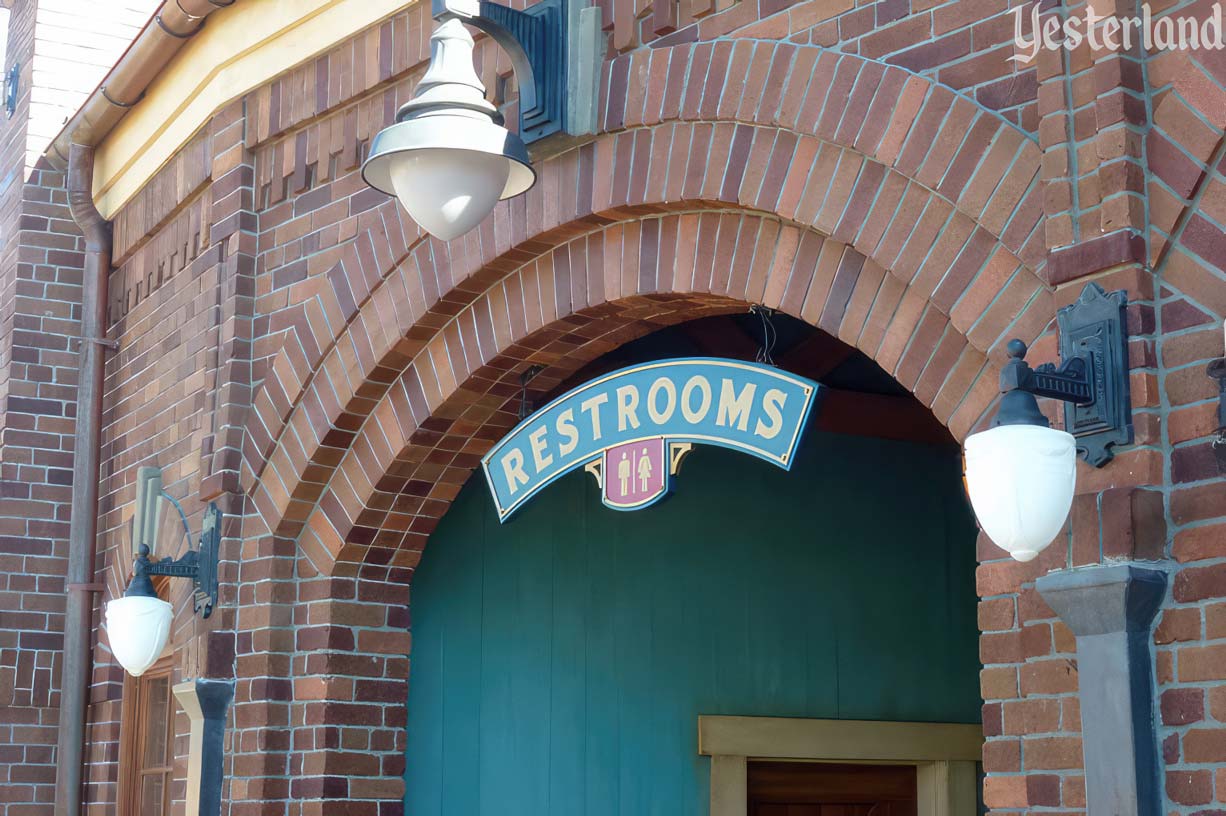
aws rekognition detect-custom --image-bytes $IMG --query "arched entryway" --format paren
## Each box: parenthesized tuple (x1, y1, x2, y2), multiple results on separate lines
(227, 40, 1054, 813)
(403, 315, 984, 815)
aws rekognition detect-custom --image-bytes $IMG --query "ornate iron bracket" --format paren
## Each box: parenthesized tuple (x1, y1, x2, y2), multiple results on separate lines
(126, 502, 220, 618)
(433, 0, 601, 143)
(993, 283, 1132, 467)
(1208, 358, 1226, 474)
(1001, 351, 1094, 406)
(4, 62, 19, 119)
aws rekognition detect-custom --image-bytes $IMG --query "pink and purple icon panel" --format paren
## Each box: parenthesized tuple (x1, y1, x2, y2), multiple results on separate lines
(602, 438, 669, 510)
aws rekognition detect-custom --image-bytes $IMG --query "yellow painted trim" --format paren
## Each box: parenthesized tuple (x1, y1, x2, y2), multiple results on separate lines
(93, 0, 412, 219)
(172, 681, 204, 816)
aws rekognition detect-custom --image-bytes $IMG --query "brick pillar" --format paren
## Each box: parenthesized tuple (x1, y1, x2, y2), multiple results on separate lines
(288, 568, 410, 816)
(978, 534, 1086, 812)
(0, 4, 166, 814)
(1036, 0, 1148, 286)
(228, 533, 298, 816)
(229, 548, 410, 816)
(0, 19, 81, 816)
(1151, 278, 1226, 812)
(201, 100, 256, 504)
(198, 98, 256, 813)
(1033, 81, 1176, 802)
(0, 159, 84, 816)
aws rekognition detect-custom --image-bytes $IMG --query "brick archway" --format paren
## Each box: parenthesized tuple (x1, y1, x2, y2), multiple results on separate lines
(240, 51, 1048, 550)
(215, 34, 1065, 816)
(272, 206, 1052, 574)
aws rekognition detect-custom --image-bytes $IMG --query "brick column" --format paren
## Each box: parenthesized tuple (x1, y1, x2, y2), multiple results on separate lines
(201, 100, 256, 504)
(196, 98, 259, 815)
(1036, 0, 1148, 286)
(0, 159, 85, 816)
(997, 42, 1169, 798)
(977, 533, 1085, 812)
(265, 566, 410, 816)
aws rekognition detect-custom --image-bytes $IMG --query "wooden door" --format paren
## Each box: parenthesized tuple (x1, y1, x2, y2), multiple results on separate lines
(748, 762, 918, 816)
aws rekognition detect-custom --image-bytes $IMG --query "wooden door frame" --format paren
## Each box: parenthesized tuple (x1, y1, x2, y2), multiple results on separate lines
(117, 656, 175, 816)
(699, 716, 983, 816)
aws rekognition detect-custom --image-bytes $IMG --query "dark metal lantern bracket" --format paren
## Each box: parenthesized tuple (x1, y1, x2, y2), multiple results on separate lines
(518, 364, 544, 420)
(5, 63, 19, 118)
(126, 502, 221, 618)
(1208, 358, 1226, 474)
(992, 282, 1133, 467)
(473, 0, 565, 142)
(434, 0, 594, 144)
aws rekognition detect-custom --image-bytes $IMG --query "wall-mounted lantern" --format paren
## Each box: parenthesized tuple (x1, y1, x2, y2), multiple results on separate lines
(105, 471, 220, 677)
(963, 283, 1132, 562)
(361, 0, 600, 240)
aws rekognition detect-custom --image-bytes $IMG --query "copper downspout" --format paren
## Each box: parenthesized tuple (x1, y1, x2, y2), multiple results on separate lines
(55, 144, 113, 816)
(44, 0, 234, 169)
(46, 3, 233, 809)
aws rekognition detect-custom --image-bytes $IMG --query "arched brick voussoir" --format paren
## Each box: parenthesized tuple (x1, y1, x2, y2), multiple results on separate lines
(1147, 61, 1226, 264)
(603, 40, 1045, 260)
(280, 210, 1033, 577)
(245, 124, 1045, 546)
(240, 38, 1045, 519)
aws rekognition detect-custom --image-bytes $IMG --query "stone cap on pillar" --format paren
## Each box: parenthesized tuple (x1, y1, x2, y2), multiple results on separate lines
(1036, 564, 1167, 636)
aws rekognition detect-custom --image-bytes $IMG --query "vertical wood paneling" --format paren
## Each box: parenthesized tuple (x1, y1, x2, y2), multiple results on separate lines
(407, 430, 981, 816)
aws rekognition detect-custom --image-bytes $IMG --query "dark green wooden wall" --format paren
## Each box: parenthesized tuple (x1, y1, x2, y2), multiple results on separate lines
(405, 429, 981, 816)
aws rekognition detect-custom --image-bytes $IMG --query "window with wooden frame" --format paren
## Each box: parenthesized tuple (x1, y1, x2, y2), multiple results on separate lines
(118, 656, 176, 816)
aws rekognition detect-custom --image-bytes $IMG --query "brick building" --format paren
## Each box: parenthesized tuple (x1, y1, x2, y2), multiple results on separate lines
(1, 0, 1225, 813)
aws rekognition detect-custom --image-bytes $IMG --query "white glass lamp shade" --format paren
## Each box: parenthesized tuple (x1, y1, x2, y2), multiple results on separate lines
(359, 18, 535, 242)
(105, 595, 173, 676)
(388, 148, 511, 242)
(964, 424, 1077, 562)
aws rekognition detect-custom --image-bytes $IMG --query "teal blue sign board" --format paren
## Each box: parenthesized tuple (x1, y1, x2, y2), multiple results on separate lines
(481, 358, 821, 520)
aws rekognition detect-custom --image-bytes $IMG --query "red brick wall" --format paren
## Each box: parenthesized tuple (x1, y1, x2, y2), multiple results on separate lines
(222, 3, 1223, 809)
(1151, 292, 1226, 810)
(76, 100, 253, 816)
(0, 1, 79, 812)
(1128, 4, 1226, 808)
(0, 155, 79, 816)
(0, 0, 1220, 815)
(0, 3, 163, 814)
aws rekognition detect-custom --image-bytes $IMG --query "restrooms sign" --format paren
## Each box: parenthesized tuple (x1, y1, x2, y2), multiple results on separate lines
(481, 358, 821, 521)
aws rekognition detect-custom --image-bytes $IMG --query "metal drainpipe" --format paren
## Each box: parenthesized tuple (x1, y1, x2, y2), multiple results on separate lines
(55, 143, 113, 816)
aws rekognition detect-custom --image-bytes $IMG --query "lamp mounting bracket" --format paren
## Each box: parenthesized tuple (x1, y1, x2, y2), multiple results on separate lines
(994, 282, 1132, 467)
(518, 364, 544, 419)
(434, 0, 601, 144)
(4, 62, 18, 119)
(1027, 356, 1093, 405)
(1207, 357, 1226, 474)
(130, 502, 220, 618)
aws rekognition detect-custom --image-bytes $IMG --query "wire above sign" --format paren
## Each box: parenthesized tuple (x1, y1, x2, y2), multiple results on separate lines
(480, 358, 822, 521)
